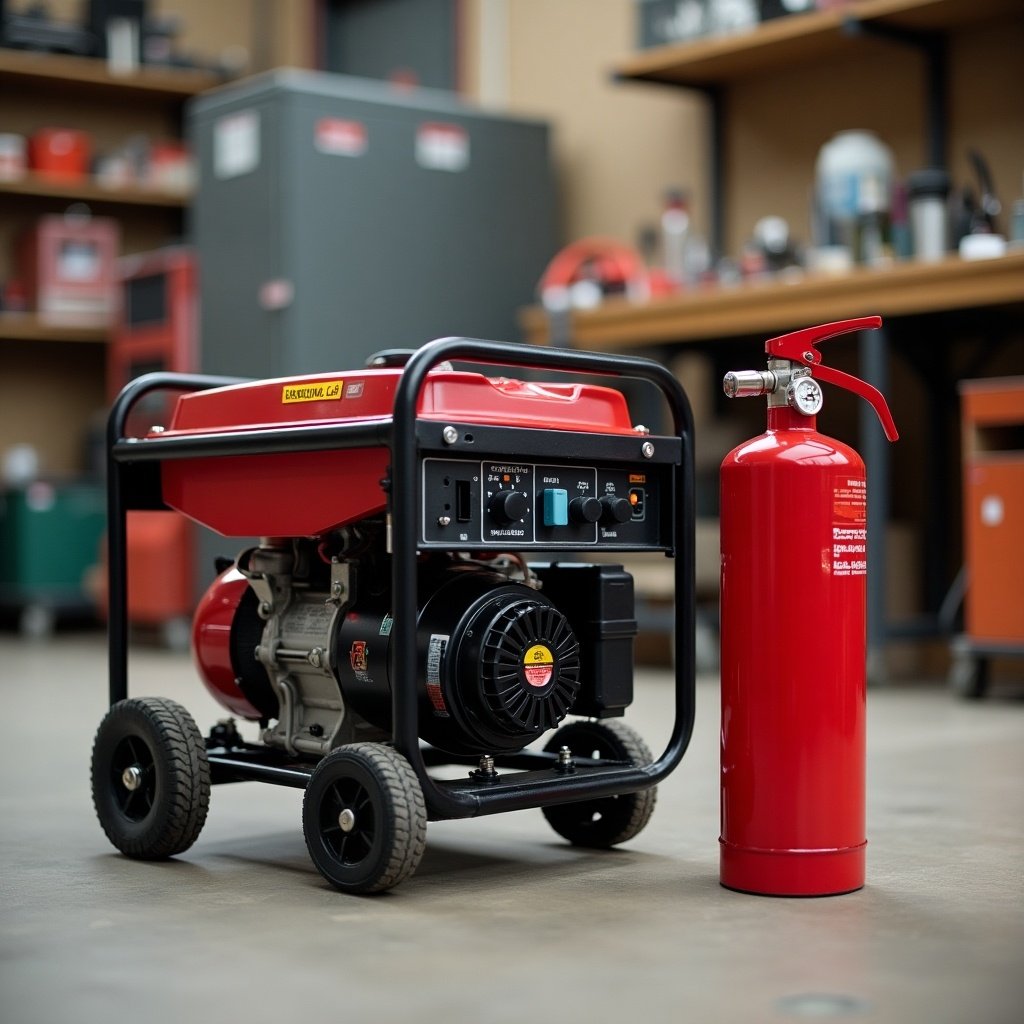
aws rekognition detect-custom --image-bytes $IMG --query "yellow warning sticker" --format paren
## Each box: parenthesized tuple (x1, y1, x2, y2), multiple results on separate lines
(281, 380, 344, 404)
(523, 644, 554, 688)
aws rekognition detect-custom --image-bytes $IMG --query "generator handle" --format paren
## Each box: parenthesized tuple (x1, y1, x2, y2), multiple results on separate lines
(106, 372, 248, 708)
(391, 337, 696, 818)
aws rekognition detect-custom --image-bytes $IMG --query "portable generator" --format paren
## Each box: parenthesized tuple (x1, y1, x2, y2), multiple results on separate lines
(92, 338, 695, 893)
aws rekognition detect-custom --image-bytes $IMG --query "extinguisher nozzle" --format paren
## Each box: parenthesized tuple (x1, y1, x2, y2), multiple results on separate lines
(723, 370, 776, 399)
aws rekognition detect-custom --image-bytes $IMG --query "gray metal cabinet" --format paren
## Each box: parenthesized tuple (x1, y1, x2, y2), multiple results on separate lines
(188, 69, 556, 377)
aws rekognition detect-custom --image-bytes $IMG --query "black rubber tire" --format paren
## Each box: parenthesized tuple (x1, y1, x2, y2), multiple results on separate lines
(303, 743, 427, 894)
(91, 697, 211, 859)
(542, 719, 657, 848)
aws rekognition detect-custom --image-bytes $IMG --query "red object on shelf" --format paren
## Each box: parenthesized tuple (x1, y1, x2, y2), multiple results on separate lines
(146, 140, 193, 193)
(719, 317, 898, 896)
(18, 214, 119, 327)
(537, 236, 657, 304)
(28, 127, 91, 180)
(107, 246, 198, 416)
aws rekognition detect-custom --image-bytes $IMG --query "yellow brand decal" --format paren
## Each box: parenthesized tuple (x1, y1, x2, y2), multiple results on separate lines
(281, 380, 344, 404)
(628, 473, 646, 484)
(523, 644, 554, 688)
(524, 644, 553, 666)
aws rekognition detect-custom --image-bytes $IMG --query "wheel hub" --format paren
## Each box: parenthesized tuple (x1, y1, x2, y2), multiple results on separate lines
(121, 765, 143, 791)
(338, 808, 356, 833)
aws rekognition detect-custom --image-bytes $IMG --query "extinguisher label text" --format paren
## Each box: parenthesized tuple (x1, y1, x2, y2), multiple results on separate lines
(833, 480, 867, 575)
(833, 526, 867, 576)
(833, 479, 867, 524)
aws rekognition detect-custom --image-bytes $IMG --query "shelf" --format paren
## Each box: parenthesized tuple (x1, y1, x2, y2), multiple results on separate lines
(0, 47, 222, 99)
(0, 314, 107, 344)
(0, 172, 189, 209)
(614, 0, 1021, 87)
(0, 171, 190, 208)
(520, 251, 1024, 349)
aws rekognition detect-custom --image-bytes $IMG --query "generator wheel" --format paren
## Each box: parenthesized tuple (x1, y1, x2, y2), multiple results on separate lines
(303, 743, 427, 895)
(91, 697, 211, 859)
(541, 720, 657, 848)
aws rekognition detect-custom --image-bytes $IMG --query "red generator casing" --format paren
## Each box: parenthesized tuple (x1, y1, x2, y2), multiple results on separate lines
(720, 318, 898, 897)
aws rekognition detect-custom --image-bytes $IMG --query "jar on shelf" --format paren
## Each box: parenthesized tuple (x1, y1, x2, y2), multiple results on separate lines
(815, 130, 896, 265)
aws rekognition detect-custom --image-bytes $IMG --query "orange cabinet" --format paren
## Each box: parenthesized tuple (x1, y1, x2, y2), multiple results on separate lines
(961, 377, 1024, 643)
(952, 377, 1024, 697)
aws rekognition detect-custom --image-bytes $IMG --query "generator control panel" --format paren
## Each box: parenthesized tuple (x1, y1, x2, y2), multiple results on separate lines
(421, 457, 669, 550)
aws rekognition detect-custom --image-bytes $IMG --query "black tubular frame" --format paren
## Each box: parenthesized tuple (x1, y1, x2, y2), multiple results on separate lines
(107, 371, 247, 709)
(106, 338, 696, 822)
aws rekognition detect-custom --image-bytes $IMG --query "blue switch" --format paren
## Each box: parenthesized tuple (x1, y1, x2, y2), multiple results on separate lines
(543, 488, 569, 526)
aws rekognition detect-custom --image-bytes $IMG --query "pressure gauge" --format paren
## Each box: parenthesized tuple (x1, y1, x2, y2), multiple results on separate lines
(787, 375, 824, 416)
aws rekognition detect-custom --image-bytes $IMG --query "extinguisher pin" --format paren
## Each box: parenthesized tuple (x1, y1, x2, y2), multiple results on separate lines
(723, 370, 777, 399)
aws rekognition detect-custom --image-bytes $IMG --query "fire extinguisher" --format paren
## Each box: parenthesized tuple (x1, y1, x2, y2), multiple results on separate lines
(719, 315, 899, 897)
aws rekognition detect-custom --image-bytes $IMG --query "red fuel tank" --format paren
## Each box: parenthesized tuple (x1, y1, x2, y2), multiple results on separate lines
(191, 567, 265, 720)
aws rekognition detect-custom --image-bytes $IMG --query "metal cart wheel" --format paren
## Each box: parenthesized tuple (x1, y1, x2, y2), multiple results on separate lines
(160, 616, 193, 653)
(541, 720, 657, 848)
(948, 651, 990, 700)
(91, 697, 211, 859)
(19, 603, 55, 640)
(302, 743, 427, 894)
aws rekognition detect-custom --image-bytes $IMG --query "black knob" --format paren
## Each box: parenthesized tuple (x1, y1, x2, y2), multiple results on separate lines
(569, 496, 602, 524)
(488, 490, 529, 526)
(600, 495, 632, 525)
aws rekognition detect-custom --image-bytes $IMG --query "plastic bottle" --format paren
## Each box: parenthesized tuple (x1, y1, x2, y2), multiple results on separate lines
(906, 168, 950, 261)
(1009, 173, 1024, 249)
(889, 181, 912, 260)
(661, 188, 691, 288)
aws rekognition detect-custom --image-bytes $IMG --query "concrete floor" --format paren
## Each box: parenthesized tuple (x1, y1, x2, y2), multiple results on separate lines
(1, 633, 1022, 1024)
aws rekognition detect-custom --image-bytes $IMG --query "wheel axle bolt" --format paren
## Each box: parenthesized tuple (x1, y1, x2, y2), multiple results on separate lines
(471, 753, 499, 782)
(121, 765, 142, 791)
(338, 808, 356, 833)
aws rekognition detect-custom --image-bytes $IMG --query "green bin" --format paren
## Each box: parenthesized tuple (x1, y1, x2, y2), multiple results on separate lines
(0, 481, 106, 632)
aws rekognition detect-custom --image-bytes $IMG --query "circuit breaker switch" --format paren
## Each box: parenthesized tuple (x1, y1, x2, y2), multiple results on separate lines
(542, 488, 569, 527)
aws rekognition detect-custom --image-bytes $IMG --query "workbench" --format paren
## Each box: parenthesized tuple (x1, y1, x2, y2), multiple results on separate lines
(521, 251, 1024, 676)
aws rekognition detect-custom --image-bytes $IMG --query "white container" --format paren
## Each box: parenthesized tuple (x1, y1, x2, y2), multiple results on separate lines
(959, 233, 1007, 260)
(815, 130, 895, 262)
(661, 188, 691, 288)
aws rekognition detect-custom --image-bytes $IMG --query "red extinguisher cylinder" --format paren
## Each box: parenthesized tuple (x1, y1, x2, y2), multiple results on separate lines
(719, 318, 898, 897)
(721, 407, 867, 896)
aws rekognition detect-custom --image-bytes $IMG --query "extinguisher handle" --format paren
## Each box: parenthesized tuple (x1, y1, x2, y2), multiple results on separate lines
(811, 364, 900, 442)
(766, 316, 899, 442)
